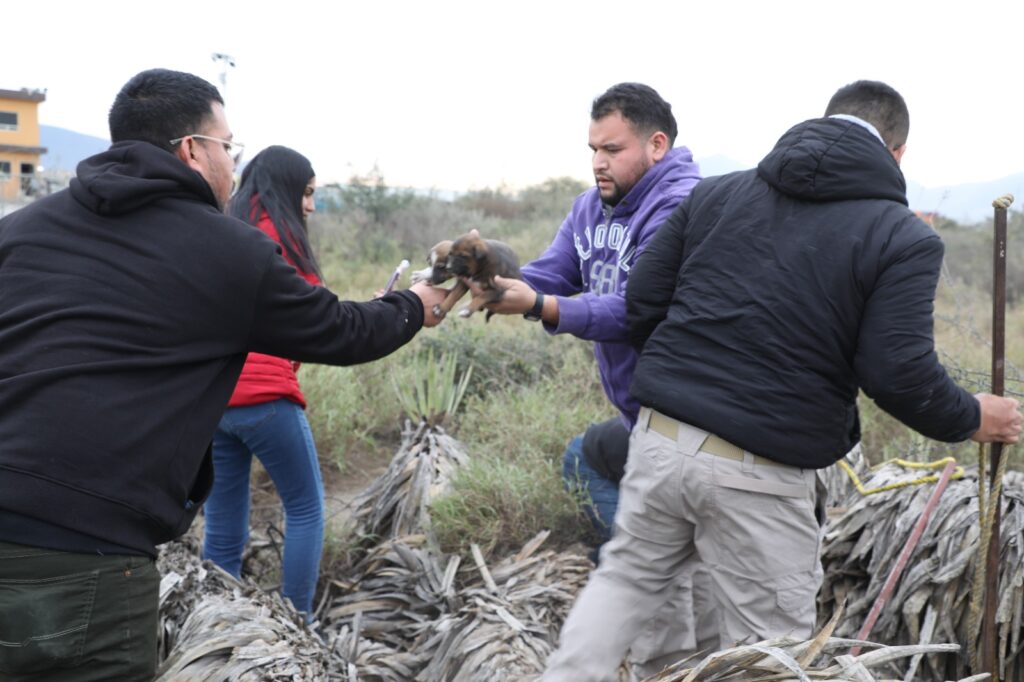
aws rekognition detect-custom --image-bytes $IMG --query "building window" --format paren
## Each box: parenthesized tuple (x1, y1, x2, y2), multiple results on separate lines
(20, 163, 35, 194)
(0, 112, 16, 131)
(0, 160, 11, 176)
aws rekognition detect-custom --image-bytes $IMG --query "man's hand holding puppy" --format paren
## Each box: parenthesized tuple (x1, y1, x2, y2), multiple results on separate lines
(370, 278, 448, 328)
(407, 281, 449, 327)
(467, 276, 558, 324)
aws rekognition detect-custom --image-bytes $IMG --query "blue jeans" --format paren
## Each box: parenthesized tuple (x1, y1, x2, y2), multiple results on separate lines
(562, 435, 620, 547)
(202, 399, 324, 619)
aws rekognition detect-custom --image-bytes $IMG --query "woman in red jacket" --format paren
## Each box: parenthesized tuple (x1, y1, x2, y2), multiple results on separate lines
(202, 146, 326, 620)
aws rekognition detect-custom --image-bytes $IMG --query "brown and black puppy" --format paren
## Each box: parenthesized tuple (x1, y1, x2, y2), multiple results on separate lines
(443, 232, 521, 320)
(410, 240, 455, 286)
(409, 239, 471, 319)
(412, 233, 521, 320)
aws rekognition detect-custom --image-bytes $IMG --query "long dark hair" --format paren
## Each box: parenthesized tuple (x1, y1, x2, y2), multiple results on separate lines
(228, 145, 321, 279)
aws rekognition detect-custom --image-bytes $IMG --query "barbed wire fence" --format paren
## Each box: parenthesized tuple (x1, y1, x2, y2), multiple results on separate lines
(937, 255, 1024, 397)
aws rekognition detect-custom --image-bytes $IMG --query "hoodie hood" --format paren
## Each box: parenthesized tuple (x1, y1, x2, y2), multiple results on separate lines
(71, 140, 218, 215)
(757, 118, 908, 205)
(610, 146, 702, 219)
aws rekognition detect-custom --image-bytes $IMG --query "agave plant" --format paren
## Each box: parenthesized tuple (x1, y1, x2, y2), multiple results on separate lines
(392, 349, 473, 428)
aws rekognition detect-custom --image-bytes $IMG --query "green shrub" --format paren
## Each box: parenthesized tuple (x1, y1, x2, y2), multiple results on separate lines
(430, 340, 614, 558)
(454, 339, 611, 457)
(935, 209, 1024, 306)
(417, 321, 566, 401)
(302, 353, 413, 474)
(390, 349, 472, 427)
(430, 454, 583, 558)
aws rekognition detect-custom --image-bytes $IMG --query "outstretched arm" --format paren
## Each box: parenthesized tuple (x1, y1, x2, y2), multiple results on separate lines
(856, 230, 995, 442)
(247, 251, 447, 366)
(474, 276, 559, 323)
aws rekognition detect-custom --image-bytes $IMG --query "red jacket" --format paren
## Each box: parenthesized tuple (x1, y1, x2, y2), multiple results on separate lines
(228, 212, 321, 408)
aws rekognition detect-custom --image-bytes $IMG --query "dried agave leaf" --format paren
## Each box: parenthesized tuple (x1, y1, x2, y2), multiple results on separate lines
(819, 464, 1024, 680)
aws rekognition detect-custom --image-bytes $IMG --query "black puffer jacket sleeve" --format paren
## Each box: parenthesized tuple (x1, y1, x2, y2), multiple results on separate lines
(247, 248, 424, 365)
(854, 222, 979, 441)
(627, 199, 690, 351)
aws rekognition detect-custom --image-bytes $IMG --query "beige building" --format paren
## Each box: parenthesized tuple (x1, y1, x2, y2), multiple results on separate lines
(0, 87, 47, 202)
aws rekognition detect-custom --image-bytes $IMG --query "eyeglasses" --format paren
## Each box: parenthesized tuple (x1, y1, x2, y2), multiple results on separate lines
(169, 134, 245, 165)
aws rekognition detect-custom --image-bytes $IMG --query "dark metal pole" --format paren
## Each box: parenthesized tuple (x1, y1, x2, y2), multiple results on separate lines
(982, 193, 1012, 679)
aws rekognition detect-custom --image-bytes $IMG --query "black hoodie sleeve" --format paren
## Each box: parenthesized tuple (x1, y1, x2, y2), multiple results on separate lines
(854, 224, 979, 441)
(626, 199, 689, 351)
(246, 249, 424, 366)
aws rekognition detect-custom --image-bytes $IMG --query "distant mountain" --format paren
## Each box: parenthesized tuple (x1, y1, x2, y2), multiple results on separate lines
(694, 153, 1023, 226)
(694, 154, 750, 178)
(907, 173, 1024, 225)
(40, 125, 108, 172)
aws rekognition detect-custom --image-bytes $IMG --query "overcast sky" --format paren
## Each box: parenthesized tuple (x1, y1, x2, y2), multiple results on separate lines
(7, 0, 1023, 194)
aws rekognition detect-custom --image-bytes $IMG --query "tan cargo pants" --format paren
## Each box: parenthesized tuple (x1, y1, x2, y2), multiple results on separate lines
(626, 560, 717, 679)
(543, 408, 824, 681)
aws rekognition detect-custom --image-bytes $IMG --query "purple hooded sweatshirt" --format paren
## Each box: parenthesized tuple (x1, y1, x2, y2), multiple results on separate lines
(521, 147, 702, 425)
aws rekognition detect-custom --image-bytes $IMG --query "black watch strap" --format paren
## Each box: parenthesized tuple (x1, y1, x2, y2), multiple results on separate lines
(523, 292, 545, 321)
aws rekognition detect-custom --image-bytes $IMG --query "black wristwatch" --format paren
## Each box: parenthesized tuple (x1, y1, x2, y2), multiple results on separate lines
(523, 292, 545, 321)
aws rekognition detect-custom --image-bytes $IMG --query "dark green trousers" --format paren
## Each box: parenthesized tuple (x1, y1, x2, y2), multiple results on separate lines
(0, 540, 158, 681)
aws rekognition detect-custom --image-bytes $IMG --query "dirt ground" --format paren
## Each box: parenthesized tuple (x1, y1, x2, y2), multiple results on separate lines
(319, 460, 386, 537)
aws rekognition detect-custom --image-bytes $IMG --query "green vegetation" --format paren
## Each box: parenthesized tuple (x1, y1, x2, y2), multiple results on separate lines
(391, 349, 472, 428)
(304, 170, 1024, 562)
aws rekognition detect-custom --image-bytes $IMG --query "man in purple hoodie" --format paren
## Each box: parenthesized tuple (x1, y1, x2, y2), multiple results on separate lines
(479, 82, 712, 676)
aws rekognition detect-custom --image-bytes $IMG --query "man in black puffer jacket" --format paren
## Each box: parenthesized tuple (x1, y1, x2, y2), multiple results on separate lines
(541, 81, 1022, 681)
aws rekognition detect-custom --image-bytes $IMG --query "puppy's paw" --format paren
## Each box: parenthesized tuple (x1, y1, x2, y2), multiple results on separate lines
(432, 304, 447, 319)
(410, 267, 432, 284)
(458, 306, 474, 318)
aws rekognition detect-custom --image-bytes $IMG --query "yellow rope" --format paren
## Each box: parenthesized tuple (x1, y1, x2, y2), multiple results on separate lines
(837, 456, 964, 496)
(968, 441, 1011, 679)
(969, 443, 989, 673)
(992, 193, 1015, 209)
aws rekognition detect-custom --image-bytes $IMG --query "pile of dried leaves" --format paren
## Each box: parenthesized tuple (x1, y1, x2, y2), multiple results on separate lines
(321, 419, 593, 680)
(157, 421, 589, 681)
(819, 462, 1024, 681)
(321, 530, 591, 681)
(646, 608, 988, 681)
(157, 423, 1021, 681)
(350, 421, 468, 542)
(156, 535, 329, 681)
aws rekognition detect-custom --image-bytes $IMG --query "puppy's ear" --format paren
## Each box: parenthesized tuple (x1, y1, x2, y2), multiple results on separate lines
(428, 241, 452, 266)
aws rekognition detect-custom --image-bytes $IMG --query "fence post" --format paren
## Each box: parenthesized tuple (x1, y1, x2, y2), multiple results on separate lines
(981, 193, 1013, 680)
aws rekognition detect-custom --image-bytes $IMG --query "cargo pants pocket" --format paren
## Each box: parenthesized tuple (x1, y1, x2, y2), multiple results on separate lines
(768, 576, 820, 637)
(0, 570, 98, 674)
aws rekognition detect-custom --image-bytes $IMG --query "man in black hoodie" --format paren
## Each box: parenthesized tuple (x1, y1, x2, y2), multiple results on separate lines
(0, 69, 447, 680)
(541, 81, 1023, 680)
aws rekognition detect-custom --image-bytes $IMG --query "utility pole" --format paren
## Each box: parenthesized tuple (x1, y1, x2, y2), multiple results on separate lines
(211, 53, 236, 95)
